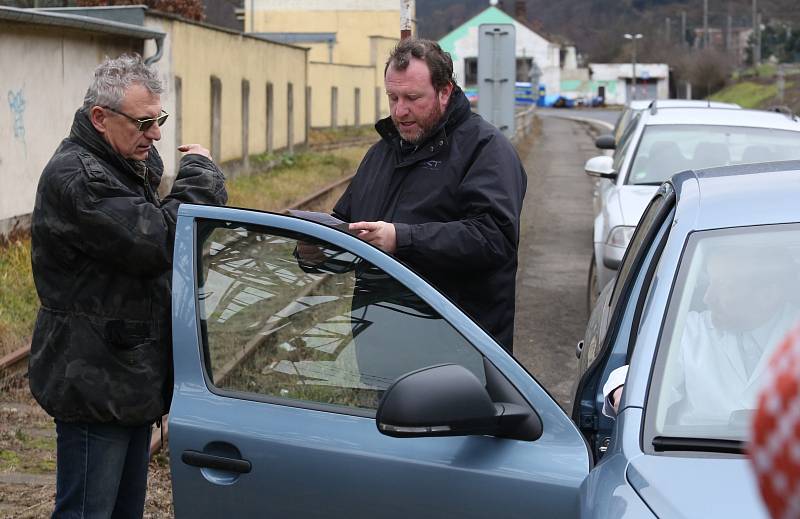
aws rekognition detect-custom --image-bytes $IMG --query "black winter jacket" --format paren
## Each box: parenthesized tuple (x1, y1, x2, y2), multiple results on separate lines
(333, 88, 527, 351)
(29, 109, 227, 425)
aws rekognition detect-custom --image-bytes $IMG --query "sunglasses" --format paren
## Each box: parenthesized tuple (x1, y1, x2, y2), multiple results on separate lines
(103, 106, 169, 132)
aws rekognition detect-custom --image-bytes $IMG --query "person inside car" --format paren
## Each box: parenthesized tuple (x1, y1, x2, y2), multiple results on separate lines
(603, 246, 799, 422)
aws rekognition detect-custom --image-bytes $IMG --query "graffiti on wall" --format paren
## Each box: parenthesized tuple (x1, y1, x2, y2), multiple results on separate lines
(8, 89, 26, 150)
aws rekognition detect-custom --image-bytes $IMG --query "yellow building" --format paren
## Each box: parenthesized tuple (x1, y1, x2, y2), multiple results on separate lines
(245, 0, 414, 66)
(245, 0, 416, 122)
(146, 11, 308, 174)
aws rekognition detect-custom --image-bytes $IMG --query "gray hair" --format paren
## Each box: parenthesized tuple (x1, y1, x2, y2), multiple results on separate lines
(82, 54, 162, 111)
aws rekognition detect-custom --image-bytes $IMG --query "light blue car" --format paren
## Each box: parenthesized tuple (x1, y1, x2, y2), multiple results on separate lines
(167, 161, 800, 517)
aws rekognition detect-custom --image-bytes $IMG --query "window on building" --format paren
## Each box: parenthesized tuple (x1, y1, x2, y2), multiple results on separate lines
(464, 57, 478, 86)
(516, 58, 533, 82)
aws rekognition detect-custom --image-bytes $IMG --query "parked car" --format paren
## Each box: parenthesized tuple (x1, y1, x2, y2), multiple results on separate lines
(164, 162, 800, 518)
(594, 99, 742, 150)
(575, 161, 800, 519)
(586, 105, 800, 308)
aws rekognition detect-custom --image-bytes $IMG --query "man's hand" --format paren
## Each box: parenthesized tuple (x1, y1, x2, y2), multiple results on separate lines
(349, 221, 397, 253)
(295, 241, 326, 266)
(611, 385, 624, 414)
(178, 144, 212, 160)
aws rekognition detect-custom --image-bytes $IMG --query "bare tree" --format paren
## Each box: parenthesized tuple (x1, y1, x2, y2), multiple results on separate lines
(76, 0, 205, 21)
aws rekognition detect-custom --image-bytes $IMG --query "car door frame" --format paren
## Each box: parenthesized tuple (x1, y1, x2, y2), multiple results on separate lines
(575, 183, 677, 458)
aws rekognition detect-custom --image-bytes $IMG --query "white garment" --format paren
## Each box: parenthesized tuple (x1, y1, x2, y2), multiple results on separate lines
(601, 305, 799, 422)
(602, 365, 628, 418)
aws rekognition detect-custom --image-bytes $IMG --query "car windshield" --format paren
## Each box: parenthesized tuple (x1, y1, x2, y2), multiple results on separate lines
(627, 125, 800, 185)
(648, 224, 800, 442)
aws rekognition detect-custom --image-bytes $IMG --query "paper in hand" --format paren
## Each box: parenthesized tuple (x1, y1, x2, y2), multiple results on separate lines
(287, 210, 352, 233)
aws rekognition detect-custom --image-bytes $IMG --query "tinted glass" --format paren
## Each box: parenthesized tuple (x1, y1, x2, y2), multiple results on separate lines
(649, 224, 800, 441)
(197, 223, 485, 413)
(627, 125, 800, 185)
(612, 112, 641, 173)
(610, 194, 667, 311)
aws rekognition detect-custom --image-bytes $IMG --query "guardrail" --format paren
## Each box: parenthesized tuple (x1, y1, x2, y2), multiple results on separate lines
(512, 105, 537, 144)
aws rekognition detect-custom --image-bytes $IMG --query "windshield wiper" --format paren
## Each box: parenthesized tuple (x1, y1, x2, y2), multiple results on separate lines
(652, 436, 745, 454)
(632, 181, 664, 186)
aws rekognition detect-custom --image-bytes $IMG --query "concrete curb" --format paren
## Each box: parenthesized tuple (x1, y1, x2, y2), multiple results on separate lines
(541, 113, 614, 132)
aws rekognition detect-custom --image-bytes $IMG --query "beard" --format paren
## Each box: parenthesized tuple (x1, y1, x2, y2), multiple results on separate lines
(393, 102, 445, 145)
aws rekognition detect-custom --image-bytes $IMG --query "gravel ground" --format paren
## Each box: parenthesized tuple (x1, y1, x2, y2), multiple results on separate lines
(0, 376, 174, 518)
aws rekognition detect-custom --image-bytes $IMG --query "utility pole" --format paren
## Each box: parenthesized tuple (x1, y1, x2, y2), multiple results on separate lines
(753, 0, 761, 65)
(703, 0, 709, 49)
(400, 0, 413, 40)
(757, 12, 763, 64)
(624, 33, 643, 101)
(250, 0, 255, 33)
(666, 17, 671, 44)
(681, 11, 687, 48)
(726, 14, 732, 53)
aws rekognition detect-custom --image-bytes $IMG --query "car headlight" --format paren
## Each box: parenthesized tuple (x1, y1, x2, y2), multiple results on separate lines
(606, 226, 635, 248)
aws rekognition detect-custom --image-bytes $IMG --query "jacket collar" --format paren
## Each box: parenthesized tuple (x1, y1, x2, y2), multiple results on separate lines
(68, 109, 163, 180)
(375, 85, 472, 162)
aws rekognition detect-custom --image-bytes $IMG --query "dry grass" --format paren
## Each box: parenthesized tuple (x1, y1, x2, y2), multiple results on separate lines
(226, 145, 367, 211)
(0, 239, 37, 359)
(307, 126, 375, 146)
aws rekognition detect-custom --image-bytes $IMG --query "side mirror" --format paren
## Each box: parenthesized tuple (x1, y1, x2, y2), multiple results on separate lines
(595, 134, 616, 150)
(376, 364, 542, 441)
(584, 155, 617, 180)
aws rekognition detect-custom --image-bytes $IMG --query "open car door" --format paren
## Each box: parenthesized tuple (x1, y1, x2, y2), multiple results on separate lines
(169, 204, 590, 518)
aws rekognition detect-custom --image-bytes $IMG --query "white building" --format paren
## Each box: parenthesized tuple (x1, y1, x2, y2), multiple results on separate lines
(585, 63, 670, 105)
(437, 4, 563, 97)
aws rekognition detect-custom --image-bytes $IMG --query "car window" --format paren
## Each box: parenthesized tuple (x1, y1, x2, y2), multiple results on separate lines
(195, 221, 486, 414)
(609, 191, 671, 312)
(627, 125, 800, 185)
(612, 112, 641, 173)
(614, 107, 641, 143)
(647, 224, 800, 443)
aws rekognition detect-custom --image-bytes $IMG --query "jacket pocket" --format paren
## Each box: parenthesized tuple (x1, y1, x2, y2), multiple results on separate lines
(63, 314, 168, 424)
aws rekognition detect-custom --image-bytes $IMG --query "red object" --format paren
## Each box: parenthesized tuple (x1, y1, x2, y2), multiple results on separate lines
(751, 324, 800, 519)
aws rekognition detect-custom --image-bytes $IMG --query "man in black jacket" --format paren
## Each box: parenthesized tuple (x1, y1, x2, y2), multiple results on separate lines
(29, 54, 227, 518)
(335, 39, 527, 352)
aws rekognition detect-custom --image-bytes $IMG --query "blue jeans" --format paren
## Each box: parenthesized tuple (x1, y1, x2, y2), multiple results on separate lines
(52, 420, 152, 519)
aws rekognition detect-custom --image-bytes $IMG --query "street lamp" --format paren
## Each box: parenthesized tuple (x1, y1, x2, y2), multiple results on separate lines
(624, 33, 643, 100)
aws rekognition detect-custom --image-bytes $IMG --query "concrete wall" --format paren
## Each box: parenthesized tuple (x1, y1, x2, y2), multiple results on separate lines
(0, 21, 140, 231)
(147, 14, 308, 171)
(308, 62, 375, 128)
(248, 0, 411, 66)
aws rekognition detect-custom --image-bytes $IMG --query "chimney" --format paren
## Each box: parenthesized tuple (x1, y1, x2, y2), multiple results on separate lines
(515, 0, 527, 21)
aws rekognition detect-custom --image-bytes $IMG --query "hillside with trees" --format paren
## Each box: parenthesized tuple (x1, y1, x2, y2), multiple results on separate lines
(419, 0, 800, 64)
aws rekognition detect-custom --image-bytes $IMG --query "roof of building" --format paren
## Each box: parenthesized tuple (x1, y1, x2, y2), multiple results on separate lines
(0, 5, 164, 40)
(438, 6, 553, 54)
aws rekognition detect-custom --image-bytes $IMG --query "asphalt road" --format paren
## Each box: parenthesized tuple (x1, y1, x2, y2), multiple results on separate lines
(537, 107, 620, 128)
(512, 113, 608, 412)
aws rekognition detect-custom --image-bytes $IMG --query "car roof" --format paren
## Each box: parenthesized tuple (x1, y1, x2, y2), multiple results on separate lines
(652, 99, 740, 109)
(640, 107, 800, 131)
(627, 99, 741, 111)
(672, 160, 800, 231)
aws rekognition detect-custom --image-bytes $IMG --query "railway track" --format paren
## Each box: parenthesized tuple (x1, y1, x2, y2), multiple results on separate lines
(0, 172, 355, 457)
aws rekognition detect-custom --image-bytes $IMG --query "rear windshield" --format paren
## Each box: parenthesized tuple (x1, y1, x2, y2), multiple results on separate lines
(627, 125, 800, 185)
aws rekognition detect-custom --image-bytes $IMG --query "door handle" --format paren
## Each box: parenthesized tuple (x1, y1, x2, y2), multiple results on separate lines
(181, 450, 252, 474)
(575, 340, 584, 359)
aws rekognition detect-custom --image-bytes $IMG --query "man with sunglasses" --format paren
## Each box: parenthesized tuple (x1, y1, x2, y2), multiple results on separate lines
(29, 54, 227, 518)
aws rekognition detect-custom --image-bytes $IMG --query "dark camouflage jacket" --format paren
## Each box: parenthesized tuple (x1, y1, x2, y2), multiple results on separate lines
(29, 109, 227, 426)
